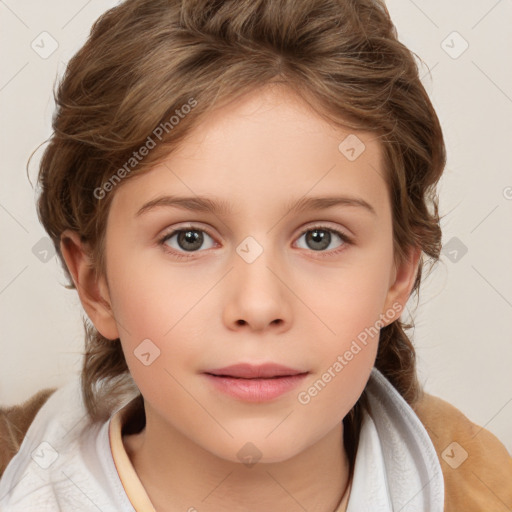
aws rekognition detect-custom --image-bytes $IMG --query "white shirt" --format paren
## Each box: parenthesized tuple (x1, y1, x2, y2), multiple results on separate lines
(0, 368, 444, 511)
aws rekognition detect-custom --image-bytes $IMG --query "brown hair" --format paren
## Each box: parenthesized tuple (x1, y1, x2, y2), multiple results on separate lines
(36, 0, 445, 471)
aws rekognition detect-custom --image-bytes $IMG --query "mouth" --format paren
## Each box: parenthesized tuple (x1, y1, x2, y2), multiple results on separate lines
(204, 362, 307, 379)
(202, 363, 309, 402)
(206, 374, 304, 380)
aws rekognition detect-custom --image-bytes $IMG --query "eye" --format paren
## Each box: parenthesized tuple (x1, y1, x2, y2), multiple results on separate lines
(295, 226, 352, 254)
(158, 223, 353, 260)
(159, 226, 216, 255)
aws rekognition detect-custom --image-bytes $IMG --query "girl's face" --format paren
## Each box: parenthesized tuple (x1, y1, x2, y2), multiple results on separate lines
(98, 84, 416, 463)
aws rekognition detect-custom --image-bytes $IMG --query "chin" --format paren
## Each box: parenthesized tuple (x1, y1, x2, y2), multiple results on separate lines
(199, 433, 312, 467)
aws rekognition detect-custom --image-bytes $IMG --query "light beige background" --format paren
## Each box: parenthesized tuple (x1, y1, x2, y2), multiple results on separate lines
(1, 0, 511, 453)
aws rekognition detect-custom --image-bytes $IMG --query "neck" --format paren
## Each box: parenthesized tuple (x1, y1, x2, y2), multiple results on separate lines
(122, 403, 351, 512)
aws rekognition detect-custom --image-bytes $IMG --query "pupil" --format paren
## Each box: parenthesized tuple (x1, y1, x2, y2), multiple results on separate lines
(307, 229, 330, 251)
(178, 230, 203, 251)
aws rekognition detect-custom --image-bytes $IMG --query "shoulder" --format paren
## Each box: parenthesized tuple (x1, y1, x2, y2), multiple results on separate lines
(0, 387, 57, 476)
(413, 391, 512, 511)
(0, 380, 129, 511)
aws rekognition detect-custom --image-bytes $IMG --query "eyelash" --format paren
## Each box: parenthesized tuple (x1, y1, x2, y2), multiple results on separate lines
(158, 224, 353, 261)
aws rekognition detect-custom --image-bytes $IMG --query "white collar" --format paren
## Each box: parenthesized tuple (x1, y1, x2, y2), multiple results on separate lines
(346, 368, 444, 511)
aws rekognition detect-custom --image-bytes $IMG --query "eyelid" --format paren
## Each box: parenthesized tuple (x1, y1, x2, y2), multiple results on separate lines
(296, 221, 353, 240)
(294, 223, 354, 254)
(158, 223, 218, 246)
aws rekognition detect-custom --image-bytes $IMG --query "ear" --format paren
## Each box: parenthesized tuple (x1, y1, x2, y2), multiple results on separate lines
(382, 245, 422, 325)
(60, 230, 119, 340)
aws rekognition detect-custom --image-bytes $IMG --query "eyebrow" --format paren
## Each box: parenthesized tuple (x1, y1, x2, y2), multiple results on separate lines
(135, 194, 376, 217)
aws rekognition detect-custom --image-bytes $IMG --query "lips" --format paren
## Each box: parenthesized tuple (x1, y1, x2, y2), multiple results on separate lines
(204, 363, 307, 379)
(203, 363, 309, 402)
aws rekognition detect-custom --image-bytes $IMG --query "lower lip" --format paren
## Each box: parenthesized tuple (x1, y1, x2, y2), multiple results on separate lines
(203, 373, 308, 402)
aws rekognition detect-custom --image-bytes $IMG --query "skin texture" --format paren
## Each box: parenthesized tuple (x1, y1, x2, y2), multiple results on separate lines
(61, 83, 420, 512)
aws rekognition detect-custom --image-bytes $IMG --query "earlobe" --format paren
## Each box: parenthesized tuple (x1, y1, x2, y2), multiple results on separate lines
(60, 230, 119, 340)
(382, 245, 422, 325)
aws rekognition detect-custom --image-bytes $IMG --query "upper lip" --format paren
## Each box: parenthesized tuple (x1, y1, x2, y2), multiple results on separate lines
(204, 363, 307, 379)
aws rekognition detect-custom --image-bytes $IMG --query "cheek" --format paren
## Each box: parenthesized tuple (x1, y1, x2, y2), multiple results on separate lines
(299, 247, 394, 394)
(310, 252, 394, 346)
(106, 245, 214, 339)
(293, 278, 387, 430)
(104, 250, 214, 390)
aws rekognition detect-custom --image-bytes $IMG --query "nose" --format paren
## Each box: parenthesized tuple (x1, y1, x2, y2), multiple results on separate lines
(222, 245, 292, 334)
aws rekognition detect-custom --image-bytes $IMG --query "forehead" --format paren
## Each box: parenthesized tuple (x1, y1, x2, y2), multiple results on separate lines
(109, 83, 389, 220)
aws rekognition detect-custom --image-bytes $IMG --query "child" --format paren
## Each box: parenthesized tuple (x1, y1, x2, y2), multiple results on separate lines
(1, 0, 511, 510)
